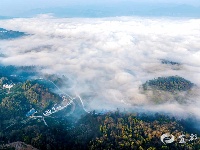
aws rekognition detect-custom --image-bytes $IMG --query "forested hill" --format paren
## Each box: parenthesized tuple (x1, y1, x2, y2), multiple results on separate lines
(0, 28, 27, 39)
(0, 77, 61, 119)
(143, 76, 194, 92)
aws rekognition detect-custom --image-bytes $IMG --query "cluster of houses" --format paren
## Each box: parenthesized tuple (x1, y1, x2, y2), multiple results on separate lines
(25, 108, 48, 126)
(3, 83, 15, 91)
(25, 94, 73, 126)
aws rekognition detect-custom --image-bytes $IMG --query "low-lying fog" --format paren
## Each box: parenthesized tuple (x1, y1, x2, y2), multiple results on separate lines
(0, 15, 200, 120)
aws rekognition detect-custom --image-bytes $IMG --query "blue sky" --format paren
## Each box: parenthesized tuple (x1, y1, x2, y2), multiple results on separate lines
(1, 0, 200, 17)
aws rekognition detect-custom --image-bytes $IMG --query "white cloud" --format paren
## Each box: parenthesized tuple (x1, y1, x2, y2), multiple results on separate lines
(0, 16, 200, 119)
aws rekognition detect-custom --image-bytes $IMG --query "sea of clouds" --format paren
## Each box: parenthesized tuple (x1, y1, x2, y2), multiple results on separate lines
(0, 15, 200, 120)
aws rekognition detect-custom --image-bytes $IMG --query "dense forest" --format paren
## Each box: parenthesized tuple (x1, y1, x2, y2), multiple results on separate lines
(1, 111, 200, 150)
(0, 75, 199, 150)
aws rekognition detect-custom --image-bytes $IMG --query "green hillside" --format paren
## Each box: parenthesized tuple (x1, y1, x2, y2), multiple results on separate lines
(143, 76, 194, 92)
